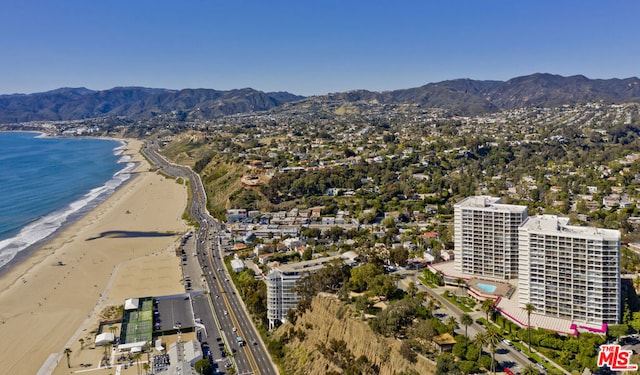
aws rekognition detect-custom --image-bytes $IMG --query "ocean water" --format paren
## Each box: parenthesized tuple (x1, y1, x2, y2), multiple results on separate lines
(0, 132, 135, 270)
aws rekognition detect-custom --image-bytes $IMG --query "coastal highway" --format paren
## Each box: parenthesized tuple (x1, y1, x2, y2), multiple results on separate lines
(142, 142, 278, 375)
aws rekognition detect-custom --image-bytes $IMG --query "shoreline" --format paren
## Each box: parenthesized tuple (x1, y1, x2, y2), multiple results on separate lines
(0, 171, 132, 281)
(0, 139, 190, 375)
(0, 133, 130, 275)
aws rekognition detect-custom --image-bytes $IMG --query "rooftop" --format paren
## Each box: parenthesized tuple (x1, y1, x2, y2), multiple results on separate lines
(454, 196, 528, 213)
(275, 254, 343, 274)
(521, 214, 620, 240)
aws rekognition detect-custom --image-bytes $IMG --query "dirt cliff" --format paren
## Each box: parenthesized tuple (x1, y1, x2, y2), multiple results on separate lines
(273, 294, 435, 375)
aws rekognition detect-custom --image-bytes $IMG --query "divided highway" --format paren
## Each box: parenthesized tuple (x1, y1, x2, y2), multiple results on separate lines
(143, 141, 277, 375)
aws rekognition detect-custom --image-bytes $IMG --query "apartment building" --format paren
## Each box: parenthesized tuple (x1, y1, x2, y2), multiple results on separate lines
(266, 254, 357, 329)
(518, 215, 620, 325)
(454, 196, 528, 279)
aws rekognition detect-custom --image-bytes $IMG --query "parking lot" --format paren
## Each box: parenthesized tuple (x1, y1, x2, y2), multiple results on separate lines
(154, 295, 195, 332)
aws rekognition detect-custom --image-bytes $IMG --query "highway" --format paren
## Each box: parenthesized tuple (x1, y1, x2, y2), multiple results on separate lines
(142, 141, 277, 375)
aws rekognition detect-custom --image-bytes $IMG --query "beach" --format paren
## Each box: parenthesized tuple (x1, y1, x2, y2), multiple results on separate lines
(0, 139, 190, 375)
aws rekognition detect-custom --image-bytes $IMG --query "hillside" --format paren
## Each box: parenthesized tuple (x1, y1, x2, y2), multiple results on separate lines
(0, 86, 304, 123)
(319, 73, 640, 115)
(272, 295, 435, 375)
(2, 73, 639, 124)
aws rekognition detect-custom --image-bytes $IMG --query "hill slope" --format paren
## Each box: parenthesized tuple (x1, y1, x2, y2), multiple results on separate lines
(0, 87, 304, 123)
(2, 73, 639, 122)
(322, 73, 640, 115)
(272, 295, 435, 375)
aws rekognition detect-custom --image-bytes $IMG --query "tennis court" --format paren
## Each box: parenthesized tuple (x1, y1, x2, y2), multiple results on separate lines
(120, 296, 154, 344)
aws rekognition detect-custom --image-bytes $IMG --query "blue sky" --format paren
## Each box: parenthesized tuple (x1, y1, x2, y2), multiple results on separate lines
(1, 1, 638, 96)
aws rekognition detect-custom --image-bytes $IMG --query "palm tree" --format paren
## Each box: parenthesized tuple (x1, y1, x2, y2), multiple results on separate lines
(481, 298, 494, 323)
(484, 327, 502, 375)
(134, 352, 143, 375)
(407, 281, 418, 297)
(102, 343, 112, 367)
(144, 342, 151, 367)
(79, 338, 85, 350)
(523, 303, 536, 352)
(63, 347, 72, 368)
(446, 315, 458, 334)
(460, 313, 473, 342)
(474, 331, 486, 365)
(426, 298, 437, 317)
(142, 362, 150, 375)
(454, 277, 466, 291)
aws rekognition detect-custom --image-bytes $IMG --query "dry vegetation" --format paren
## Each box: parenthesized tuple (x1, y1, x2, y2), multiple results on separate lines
(273, 295, 435, 375)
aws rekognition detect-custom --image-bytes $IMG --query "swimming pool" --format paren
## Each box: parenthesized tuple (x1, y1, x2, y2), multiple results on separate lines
(476, 282, 497, 293)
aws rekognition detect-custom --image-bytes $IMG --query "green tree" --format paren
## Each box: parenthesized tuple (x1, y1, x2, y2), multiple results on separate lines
(411, 319, 435, 342)
(406, 281, 418, 298)
(435, 352, 462, 375)
(390, 246, 409, 266)
(484, 328, 502, 375)
(368, 274, 397, 299)
(446, 315, 458, 334)
(349, 263, 383, 292)
(481, 299, 494, 323)
(452, 340, 467, 358)
(520, 364, 540, 375)
(478, 354, 492, 370)
(459, 360, 479, 375)
(301, 247, 312, 261)
(194, 358, 212, 375)
(460, 313, 473, 342)
(134, 352, 142, 375)
(523, 303, 536, 352)
(382, 217, 396, 229)
(465, 344, 479, 361)
(64, 347, 72, 368)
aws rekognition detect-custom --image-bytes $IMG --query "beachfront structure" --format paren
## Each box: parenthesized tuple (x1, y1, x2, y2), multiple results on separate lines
(454, 196, 528, 279)
(266, 255, 352, 329)
(518, 215, 621, 325)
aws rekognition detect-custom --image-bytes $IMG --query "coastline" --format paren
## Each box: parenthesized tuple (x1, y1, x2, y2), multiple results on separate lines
(0, 139, 190, 375)
(0, 133, 129, 273)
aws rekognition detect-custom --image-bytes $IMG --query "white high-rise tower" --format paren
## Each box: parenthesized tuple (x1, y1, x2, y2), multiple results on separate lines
(518, 215, 620, 325)
(454, 196, 528, 279)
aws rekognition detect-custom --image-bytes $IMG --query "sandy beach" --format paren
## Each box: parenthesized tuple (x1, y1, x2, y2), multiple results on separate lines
(0, 139, 190, 375)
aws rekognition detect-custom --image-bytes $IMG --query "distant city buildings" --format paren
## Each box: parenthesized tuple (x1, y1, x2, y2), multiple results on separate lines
(454, 196, 528, 279)
(518, 215, 620, 326)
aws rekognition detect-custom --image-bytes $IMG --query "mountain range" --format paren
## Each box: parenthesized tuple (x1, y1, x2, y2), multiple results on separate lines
(0, 87, 304, 123)
(326, 73, 640, 115)
(1, 73, 639, 123)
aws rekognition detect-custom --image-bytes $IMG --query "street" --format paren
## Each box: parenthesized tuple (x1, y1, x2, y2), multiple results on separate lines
(143, 142, 277, 375)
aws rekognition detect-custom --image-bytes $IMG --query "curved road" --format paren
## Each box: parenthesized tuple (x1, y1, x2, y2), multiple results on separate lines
(143, 141, 278, 375)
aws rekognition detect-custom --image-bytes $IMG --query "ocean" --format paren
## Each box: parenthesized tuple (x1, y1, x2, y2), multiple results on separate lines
(0, 132, 135, 271)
